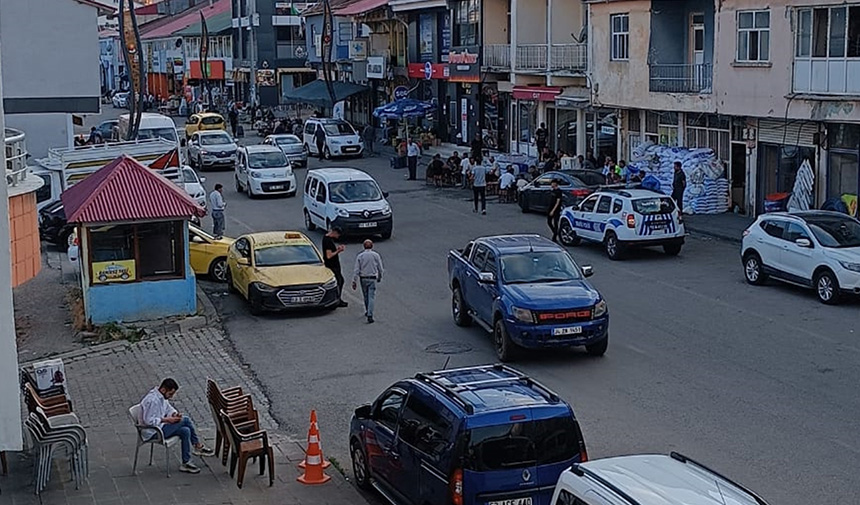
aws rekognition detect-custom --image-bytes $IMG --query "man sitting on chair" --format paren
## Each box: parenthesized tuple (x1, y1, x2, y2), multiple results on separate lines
(139, 378, 215, 474)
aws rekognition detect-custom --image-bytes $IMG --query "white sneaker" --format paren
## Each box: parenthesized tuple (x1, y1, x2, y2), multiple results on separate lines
(193, 445, 215, 457)
(179, 462, 201, 474)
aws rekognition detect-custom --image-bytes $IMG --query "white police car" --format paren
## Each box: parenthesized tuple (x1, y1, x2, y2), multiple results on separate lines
(558, 188, 685, 260)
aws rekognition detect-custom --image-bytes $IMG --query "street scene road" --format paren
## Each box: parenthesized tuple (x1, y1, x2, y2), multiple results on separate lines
(173, 129, 860, 505)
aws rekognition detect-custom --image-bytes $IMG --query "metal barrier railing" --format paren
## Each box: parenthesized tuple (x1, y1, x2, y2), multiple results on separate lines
(5, 127, 28, 187)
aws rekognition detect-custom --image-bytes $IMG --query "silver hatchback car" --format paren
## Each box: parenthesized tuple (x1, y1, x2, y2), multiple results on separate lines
(263, 134, 308, 168)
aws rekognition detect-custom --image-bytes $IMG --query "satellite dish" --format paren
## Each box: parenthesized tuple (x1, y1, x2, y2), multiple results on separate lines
(175, 38, 183, 48)
(570, 25, 587, 44)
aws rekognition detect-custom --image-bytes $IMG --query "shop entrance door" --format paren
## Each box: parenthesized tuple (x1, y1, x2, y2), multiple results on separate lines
(730, 143, 747, 213)
(757, 143, 815, 214)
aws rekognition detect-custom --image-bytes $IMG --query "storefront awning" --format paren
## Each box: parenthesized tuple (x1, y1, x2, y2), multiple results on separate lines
(390, 0, 447, 11)
(512, 86, 562, 102)
(283, 79, 371, 108)
(277, 68, 317, 74)
(334, 0, 388, 16)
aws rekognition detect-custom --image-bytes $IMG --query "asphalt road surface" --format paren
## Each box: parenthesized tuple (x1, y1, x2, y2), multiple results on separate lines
(85, 110, 860, 504)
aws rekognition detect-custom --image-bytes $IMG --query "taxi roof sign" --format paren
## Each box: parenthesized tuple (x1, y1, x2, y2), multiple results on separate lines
(284, 232, 303, 239)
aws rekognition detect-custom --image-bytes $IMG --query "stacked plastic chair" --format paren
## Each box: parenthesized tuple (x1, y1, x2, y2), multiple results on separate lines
(24, 409, 88, 495)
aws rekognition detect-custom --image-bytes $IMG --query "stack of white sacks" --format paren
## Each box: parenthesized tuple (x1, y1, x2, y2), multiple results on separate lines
(629, 142, 731, 214)
(787, 159, 814, 211)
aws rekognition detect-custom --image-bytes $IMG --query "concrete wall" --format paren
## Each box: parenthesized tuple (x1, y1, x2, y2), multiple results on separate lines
(5, 114, 71, 159)
(515, 0, 546, 44)
(8, 191, 41, 287)
(550, 0, 583, 45)
(484, 0, 510, 45)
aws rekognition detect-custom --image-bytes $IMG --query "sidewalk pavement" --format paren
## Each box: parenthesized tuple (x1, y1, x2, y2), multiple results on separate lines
(5, 328, 367, 505)
(683, 212, 755, 244)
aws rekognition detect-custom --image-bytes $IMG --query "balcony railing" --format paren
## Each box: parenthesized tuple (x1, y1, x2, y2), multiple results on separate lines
(5, 127, 27, 187)
(276, 42, 307, 60)
(549, 43, 587, 73)
(649, 63, 712, 93)
(483, 44, 511, 69)
(515, 44, 547, 72)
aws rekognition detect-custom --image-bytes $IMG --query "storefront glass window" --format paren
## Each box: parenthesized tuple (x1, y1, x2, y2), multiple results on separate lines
(828, 151, 859, 201)
(759, 144, 815, 212)
(587, 111, 618, 162)
(482, 85, 501, 150)
(87, 221, 185, 283)
(518, 101, 535, 144)
(554, 109, 577, 155)
(90, 225, 135, 263)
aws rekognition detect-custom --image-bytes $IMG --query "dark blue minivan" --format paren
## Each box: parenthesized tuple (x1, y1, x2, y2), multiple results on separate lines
(349, 364, 588, 505)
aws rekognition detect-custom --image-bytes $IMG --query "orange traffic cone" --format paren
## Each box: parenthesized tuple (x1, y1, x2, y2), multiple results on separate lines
(297, 410, 331, 485)
(298, 410, 331, 469)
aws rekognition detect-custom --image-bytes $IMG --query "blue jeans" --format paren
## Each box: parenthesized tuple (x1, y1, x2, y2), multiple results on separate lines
(161, 416, 199, 464)
(360, 278, 377, 318)
(212, 210, 225, 238)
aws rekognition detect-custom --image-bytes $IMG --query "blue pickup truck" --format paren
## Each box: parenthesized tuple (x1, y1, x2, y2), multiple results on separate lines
(447, 234, 609, 361)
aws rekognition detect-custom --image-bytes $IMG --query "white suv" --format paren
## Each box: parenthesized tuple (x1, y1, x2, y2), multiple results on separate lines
(550, 452, 770, 505)
(741, 210, 860, 304)
(559, 189, 686, 260)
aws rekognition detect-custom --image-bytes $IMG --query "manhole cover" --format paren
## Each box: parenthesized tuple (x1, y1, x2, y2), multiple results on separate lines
(425, 342, 473, 354)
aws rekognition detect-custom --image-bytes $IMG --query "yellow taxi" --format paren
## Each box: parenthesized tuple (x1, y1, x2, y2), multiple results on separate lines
(185, 112, 226, 138)
(225, 231, 338, 314)
(189, 224, 234, 281)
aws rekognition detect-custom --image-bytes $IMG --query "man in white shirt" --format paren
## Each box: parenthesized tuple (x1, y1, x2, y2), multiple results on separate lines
(460, 156, 473, 188)
(406, 138, 421, 180)
(139, 378, 214, 474)
(352, 240, 384, 324)
(209, 184, 226, 239)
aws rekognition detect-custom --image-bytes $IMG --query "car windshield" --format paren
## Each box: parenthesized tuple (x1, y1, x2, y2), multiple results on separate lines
(464, 417, 583, 471)
(200, 133, 233, 146)
(180, 169, 199, 184)
(276, 136, 300, 145)
(248, 151, 287, 168)
(632, 197, 676, 215)
(137, 128, 177, 143)
(201, 116, 223, 125)
(806, 216, 860, 248)
(323, 122, 356, 136)
(328, 181, 382, 203)
(254, 244, 321, 266)
(500, 251, 582, 284)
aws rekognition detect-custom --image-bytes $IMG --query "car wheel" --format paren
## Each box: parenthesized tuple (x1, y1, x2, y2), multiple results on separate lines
(815, 269, 841, 305)
(324, 146, 332, 160)
(494, 318, 516, 362)
(225, 268, 237, 294)
(246, 180, 255, 199)
(558, 218, 581, 246)
(519, 193, 530, 213)
(235, 176, 242, 192)
(586, 335, 609, 357)
(743, 252, 767, 285)
(59, 228, 75, 249)
(208, 257, 228, 282)
(604, 232, 624, 260)
(198, 155, 204, 172)
(663, 242, 682, 256)
(351, 441, 372, 490)
(452, 286, 471, 327)
(304, 209, 316, 231)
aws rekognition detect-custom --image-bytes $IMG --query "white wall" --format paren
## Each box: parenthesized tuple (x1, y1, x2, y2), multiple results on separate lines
(5, 114, 71, 159)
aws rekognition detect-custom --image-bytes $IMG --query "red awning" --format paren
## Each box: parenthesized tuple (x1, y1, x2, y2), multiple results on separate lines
(335, 0, 388, 16)
(512, 86, 562, 102)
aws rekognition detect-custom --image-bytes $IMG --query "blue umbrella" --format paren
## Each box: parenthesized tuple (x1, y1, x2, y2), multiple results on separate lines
(373, 98, 435, 120)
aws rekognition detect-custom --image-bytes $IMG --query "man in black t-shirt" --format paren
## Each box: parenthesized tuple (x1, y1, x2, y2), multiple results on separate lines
(548, 179, 563, 243)
(322, 226, 348, 307)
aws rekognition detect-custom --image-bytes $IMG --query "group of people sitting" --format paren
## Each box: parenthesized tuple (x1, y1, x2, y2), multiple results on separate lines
(424, 150, 525, 201)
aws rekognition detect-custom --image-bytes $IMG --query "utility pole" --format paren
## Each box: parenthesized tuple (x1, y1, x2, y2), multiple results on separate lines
(321, 0, 337, 113)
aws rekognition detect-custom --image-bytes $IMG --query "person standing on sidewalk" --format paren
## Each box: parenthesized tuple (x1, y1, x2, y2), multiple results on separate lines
(363, 123, 375, 156)
(314, 124, 327, 160)
(406, 138, 421, 180)
(352, 240, 384, 324)
(322, 226, 348, 307)
(672, 161, 687, 213)
(471, 161, 488, 215)
(548, 179, 563, 242)
(228, 105, 238, 137)
(209, 184, 226, 239)
(139, 378, 215, 474)
(535, 122, 548, 158)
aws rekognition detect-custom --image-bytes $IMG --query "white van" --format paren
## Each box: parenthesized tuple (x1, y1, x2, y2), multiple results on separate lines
(117, 112, 180, 148)
(234, 145, 297, 198)
(302, 118, 364, 159)
(302, 168, 392, 239)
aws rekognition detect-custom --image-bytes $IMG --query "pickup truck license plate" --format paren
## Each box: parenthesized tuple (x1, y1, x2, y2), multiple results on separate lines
(289, 296, 316, 304)
(269, 185, 285, 191)
(489, 498, 532, 505)
(553, 326, 582, 336)
(358, 222, 377, 228)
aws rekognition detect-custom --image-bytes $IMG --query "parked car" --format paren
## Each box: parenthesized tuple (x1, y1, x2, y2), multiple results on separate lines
(447, 234, 608, 361)
(551, 452, 771, 505)
(234, 145, 296, 197)
(302, 117, 364, 159)
(518, 171, 593, 214)
(112, 92, 129, 108)
(38, 201, 75, 247)
(188, 224, 233, 282)
(184, 112, 226, 138)
(302, 168, 392, 239)
(187, 130, 238, 171)
(96, 119, 118, 141)
(178, 167, 207, 208)
(262, 134, 308, 167)
(559, 188, 686, 260)
(741, 210, 860, 304)
(225, 231, 339, 314)
(349, 363, 588, 505)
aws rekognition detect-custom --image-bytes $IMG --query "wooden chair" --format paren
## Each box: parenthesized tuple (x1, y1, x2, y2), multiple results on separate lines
(220, 411, 274, 488)
(206, 379, 260, 466)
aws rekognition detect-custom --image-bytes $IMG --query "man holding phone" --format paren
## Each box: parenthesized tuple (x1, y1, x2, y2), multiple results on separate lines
(139, 378, 214, 474)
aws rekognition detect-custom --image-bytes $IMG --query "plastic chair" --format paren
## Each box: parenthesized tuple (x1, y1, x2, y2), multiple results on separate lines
(25, 411, 88, 494)
(206, 379, 259, 466)
(128, 404, 180, 477)
(220, 411, 274, 488)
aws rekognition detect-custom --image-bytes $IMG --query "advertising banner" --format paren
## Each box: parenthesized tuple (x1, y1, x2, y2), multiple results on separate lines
(92, 260, 136, 284)
(448, 46, 479, 83)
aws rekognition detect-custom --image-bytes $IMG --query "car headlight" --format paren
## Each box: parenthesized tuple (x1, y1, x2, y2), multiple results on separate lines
(336, 208, 350, 218)
(593, 299, 607, 318)
(249, 170, 261, 178)
(839, 261, 860, 272)
(322, 278, 338, 290)
(200, 150, 209, 155)
(251, 282, 278, 293)
(512, 306, 534, 323)
(381, 205, 392, 216)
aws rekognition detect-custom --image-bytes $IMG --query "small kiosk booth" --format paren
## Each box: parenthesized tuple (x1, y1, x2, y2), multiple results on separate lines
(62, 155, 205, 324)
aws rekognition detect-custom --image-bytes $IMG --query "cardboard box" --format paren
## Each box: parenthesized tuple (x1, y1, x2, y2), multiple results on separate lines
(32, 359, 66, 391)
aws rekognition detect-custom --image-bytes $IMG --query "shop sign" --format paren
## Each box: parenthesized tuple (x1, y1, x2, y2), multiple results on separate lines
(512, 86, 562, 102)
(92, 260, 136, 284)
(448, 46, 479, 83)
(419, 13, 434, 62)
(367, 56, 386, 79)
(407, 62, 448, 79)
(172, 58, 184, 76)
(394, 86, 410, 100)
(256, 68, 276, 86)
(190, 60, 225, 80)
(440, 12, 451, 62)
(349, 40, 367, 60)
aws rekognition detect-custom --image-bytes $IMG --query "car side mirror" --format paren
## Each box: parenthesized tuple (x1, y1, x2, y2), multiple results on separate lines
(236, 257, 250, 266)
(200, 176, 207, 183)
(795, 237, 812, 248)
(581, 265, 594, 278)
(533, 181, 541, 188)
(354, 404, 372, 420)
(180, 138, 187, 147)
(382, 191, 389, 198)
(191, 235, 206, 244)
(478, 272, 495, 283)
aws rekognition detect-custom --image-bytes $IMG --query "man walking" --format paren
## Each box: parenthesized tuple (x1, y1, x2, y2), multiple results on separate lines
(139, 378, 215, 474)
(406, 138, 421, 180)
(228, 105, 239, 137)
(209, 183, 226, 239)
(672, 161, 687, 213)
(548, 179, 563, 242)
(352, 240, 384, 323)
(363, 123, 375, 156)
(322, 226, 348, 307)
(535, 122, 548, 157)
(471, 160, 488, 215)
(314, 124, 327, 160)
